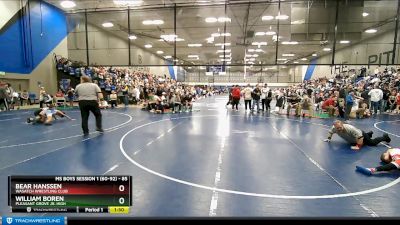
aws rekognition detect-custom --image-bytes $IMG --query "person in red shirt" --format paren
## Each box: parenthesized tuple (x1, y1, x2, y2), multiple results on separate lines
(231, 85, 241, 111)
(322, 95, 337, 117)
(55, 89, 65, 98)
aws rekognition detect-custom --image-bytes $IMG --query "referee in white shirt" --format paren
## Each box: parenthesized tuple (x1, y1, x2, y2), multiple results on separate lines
(74, 76, 104, 136)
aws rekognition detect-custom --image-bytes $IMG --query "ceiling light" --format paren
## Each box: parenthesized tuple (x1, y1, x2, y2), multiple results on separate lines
(262, 15, 274, 21)
(144, 44, 152, 48)
(265, 31, 276, 35)
(143, 20, 164, 25)
(102, 22, 114, 28)
(282, 41, 298, 45)
(188, 44, 202, 47)
(205, 17, 218, 23)
(323, 48, 331, 51)
(255, 49, 263, 52)
(152, 20, 164, 25)
(253, 54, 259, 57)
(301, 58, 307, 61)
(217, 17, 231, 23)
(312, 53, 317, 57)
(188, 67, 192, 69)
(255, 32, 266, 36)
(293, 61, 299, 64)
(340, 40, 350, 44)
(248, 49, 255, 52)
(362, 12, 369, 17)
(156, 50, 164, 54)
(282, 53, 295, 57)
(188, 55, 199, 58)
(365, 29, 377, 33)
(206, 37, 214, 43)
(275, 15, 289, 20)
(215, 43, 231, 46)
(277, 58, 287, 61)
(60, 1, 76, 8)
(221, 33, 231, 36)
(113, 0, 143, 6)
(128, 35, 137, 40)
(252, 42, 267, 46)
(164, 55, 172, 59)
(211, 33, 221, 37)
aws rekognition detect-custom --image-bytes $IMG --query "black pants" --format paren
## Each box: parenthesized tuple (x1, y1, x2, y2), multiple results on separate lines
(79, 100, 102, 134)
(231, 98, 239, 110)
(261, 99, 266, 111)
(110, 100, 117, 108)
(0, 98, 8, 110)
(345, 104, 352, 120)
(266, 99, 272, 110)
(362, 131, 386, 146)
(40, 100, 44, 108)
(245, 100, 251, 110)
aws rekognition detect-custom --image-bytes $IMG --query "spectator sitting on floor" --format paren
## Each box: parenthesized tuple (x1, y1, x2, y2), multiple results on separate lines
(321, 95, 337, 117)
(109, 90, 118, 108)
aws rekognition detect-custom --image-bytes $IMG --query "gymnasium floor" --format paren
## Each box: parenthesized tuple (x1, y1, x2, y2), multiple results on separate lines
(0, 96, 399, 217)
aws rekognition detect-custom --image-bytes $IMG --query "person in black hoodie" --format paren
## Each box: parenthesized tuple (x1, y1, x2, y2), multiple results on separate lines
(381, 85, 391, 113)
(251, 85, 262, 113)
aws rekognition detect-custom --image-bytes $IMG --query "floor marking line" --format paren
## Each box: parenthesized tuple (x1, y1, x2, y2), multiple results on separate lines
(120, 115, 400, 200)
(0, 112, 132, 149)
(103, 164, 120, 175)
(269, 124, 378, 217)
(374, 120, 400, 138)
(209, 130, 227, 216)
(133, 121, 184, 154)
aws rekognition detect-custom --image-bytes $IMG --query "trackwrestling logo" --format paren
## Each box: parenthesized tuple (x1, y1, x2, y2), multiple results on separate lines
(2, 217, 65, 225)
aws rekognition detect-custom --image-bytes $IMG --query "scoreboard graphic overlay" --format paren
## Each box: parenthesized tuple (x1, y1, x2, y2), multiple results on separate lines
(8, 176, 132, 214)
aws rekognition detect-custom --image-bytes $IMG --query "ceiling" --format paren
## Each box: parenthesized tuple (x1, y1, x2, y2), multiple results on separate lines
(45, 0, 399, 67)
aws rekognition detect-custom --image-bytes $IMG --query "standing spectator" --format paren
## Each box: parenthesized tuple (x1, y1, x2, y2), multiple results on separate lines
(338, 86, 347, 118)
(368, 84, 383, 114)
(231, 85, 241, 111)
(39, 87, 46, 108)
(74, 75, 104, 136)
(345, 90, 355, 120)
(5, 83, 15, 109)
(67, 87, 74, 107)
(0, 85, 8, 111)
(251, 85, 261, 113)
(381, 85, 390, 113)
(387, 90, 397, 112)
(242, 84, 253, 111)
(261, 84, 269, 112)
(20, 90, 29, 106)
(265, 89, 273, 111)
